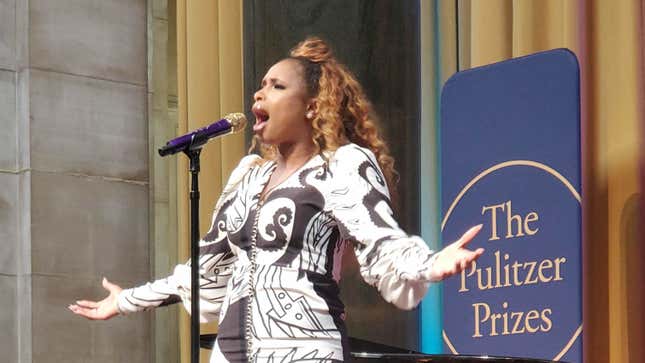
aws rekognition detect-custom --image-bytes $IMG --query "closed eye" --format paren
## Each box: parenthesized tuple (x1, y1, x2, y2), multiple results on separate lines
(256, 82, 285, 91)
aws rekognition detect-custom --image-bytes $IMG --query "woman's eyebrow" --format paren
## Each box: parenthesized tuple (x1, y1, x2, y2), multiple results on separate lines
(261, 77, 282, 85)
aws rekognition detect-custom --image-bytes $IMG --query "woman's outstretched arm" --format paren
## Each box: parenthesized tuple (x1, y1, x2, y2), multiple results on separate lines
(69, 277, 122, 320)
(328, 145, 484, 309)
(69, 154, 260, 322)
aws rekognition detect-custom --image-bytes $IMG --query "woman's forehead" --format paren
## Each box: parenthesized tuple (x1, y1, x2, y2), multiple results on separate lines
(264, 58, 303, 81)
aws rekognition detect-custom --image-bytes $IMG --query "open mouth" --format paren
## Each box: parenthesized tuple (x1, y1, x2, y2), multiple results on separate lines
(252, 107, 269, 132)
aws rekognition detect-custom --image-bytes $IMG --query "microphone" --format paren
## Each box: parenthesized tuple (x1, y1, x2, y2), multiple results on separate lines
(158, 112, 247, 156)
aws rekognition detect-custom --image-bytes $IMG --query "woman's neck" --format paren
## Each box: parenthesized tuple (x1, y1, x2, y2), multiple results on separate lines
(275, 141, 317, 170)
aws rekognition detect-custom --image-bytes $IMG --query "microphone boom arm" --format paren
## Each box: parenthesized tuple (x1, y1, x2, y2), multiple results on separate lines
(158, 113, 247, 156)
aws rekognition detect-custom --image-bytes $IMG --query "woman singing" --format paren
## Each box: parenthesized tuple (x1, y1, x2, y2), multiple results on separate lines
(69, 37, 484, 362)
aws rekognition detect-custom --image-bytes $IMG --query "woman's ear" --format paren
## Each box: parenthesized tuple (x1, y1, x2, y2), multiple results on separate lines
(306, 99, 317, 119)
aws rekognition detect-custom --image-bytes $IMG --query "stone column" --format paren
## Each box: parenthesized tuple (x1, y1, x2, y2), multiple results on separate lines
(0, 0, 153, 361)
(148, 0, 180, 361)
(0, 2, 24, 361)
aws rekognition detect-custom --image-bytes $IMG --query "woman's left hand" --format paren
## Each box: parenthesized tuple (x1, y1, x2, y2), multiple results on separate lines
(429, 224, 484, 281)
(68, 277, 122, 320)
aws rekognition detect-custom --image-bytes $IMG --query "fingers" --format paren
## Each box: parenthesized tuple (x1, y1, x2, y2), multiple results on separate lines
(68, 304, 99, 320)
(431, 234, 486, 281)
(102, 277, 121, 294)
(458, 250, 479, 271)
(459, 258, 469, 272)
(462, 248, 484, 265)
(74, 300, 99, 309)
(69, 302, 117, 320)
(457, 224, 483, 248)
(451, 249, 484, 275)
(69, 277, 121, 321)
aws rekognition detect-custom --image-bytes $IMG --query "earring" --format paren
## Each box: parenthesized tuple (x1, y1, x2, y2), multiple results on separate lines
(306, 111, 314, 119)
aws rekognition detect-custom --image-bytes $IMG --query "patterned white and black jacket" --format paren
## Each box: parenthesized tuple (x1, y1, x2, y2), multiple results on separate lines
(117, 143, 439, 362)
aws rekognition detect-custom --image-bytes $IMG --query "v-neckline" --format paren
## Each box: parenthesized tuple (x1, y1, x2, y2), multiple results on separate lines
(258, 154, 319, 203)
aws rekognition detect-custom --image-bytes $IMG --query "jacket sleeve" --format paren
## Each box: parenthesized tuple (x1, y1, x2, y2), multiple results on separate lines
(326, 145, 440, 310)
(116, 154, 260, 322)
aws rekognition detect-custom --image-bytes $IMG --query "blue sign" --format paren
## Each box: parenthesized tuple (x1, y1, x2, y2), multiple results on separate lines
(440, 49, 582, 362)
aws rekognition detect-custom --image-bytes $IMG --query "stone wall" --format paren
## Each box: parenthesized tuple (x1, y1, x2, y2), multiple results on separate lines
(0, 0, 154, 361)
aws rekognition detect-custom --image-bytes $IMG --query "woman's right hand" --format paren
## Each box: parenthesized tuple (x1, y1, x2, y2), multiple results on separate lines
(68, 277, 123, 320)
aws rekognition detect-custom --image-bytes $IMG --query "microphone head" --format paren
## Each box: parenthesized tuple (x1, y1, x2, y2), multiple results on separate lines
(224, 112, 247, 133)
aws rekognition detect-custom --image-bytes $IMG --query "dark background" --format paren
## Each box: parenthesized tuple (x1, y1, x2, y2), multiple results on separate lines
(243, 0, 422, 350)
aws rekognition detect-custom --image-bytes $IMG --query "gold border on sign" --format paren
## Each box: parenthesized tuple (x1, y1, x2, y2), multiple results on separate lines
(440, 160, 582, 361)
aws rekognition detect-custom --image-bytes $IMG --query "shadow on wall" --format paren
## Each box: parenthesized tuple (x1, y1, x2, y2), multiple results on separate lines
(620, 192, 643, 362)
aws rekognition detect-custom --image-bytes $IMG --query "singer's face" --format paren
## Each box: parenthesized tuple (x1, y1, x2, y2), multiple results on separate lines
(252, 59, 314, 146)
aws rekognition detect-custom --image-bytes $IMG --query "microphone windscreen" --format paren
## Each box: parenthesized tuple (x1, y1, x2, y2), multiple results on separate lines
(224, 113, 247, 133)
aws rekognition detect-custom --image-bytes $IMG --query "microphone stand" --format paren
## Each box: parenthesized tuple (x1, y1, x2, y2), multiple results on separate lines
(185, 146, 201, 363)
(160, 115, 246, 363)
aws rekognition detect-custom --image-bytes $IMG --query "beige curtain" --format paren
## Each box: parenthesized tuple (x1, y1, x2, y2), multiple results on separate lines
(457, 0, 644, 361)
(170, 1, 644, 361)
(175, 0, 246, 361)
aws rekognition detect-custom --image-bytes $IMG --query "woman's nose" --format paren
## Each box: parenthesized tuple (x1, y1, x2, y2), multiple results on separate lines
(254, 88, 264, 101)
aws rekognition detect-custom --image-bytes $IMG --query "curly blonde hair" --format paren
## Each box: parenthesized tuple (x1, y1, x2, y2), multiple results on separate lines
(251, 37, 399, 198)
